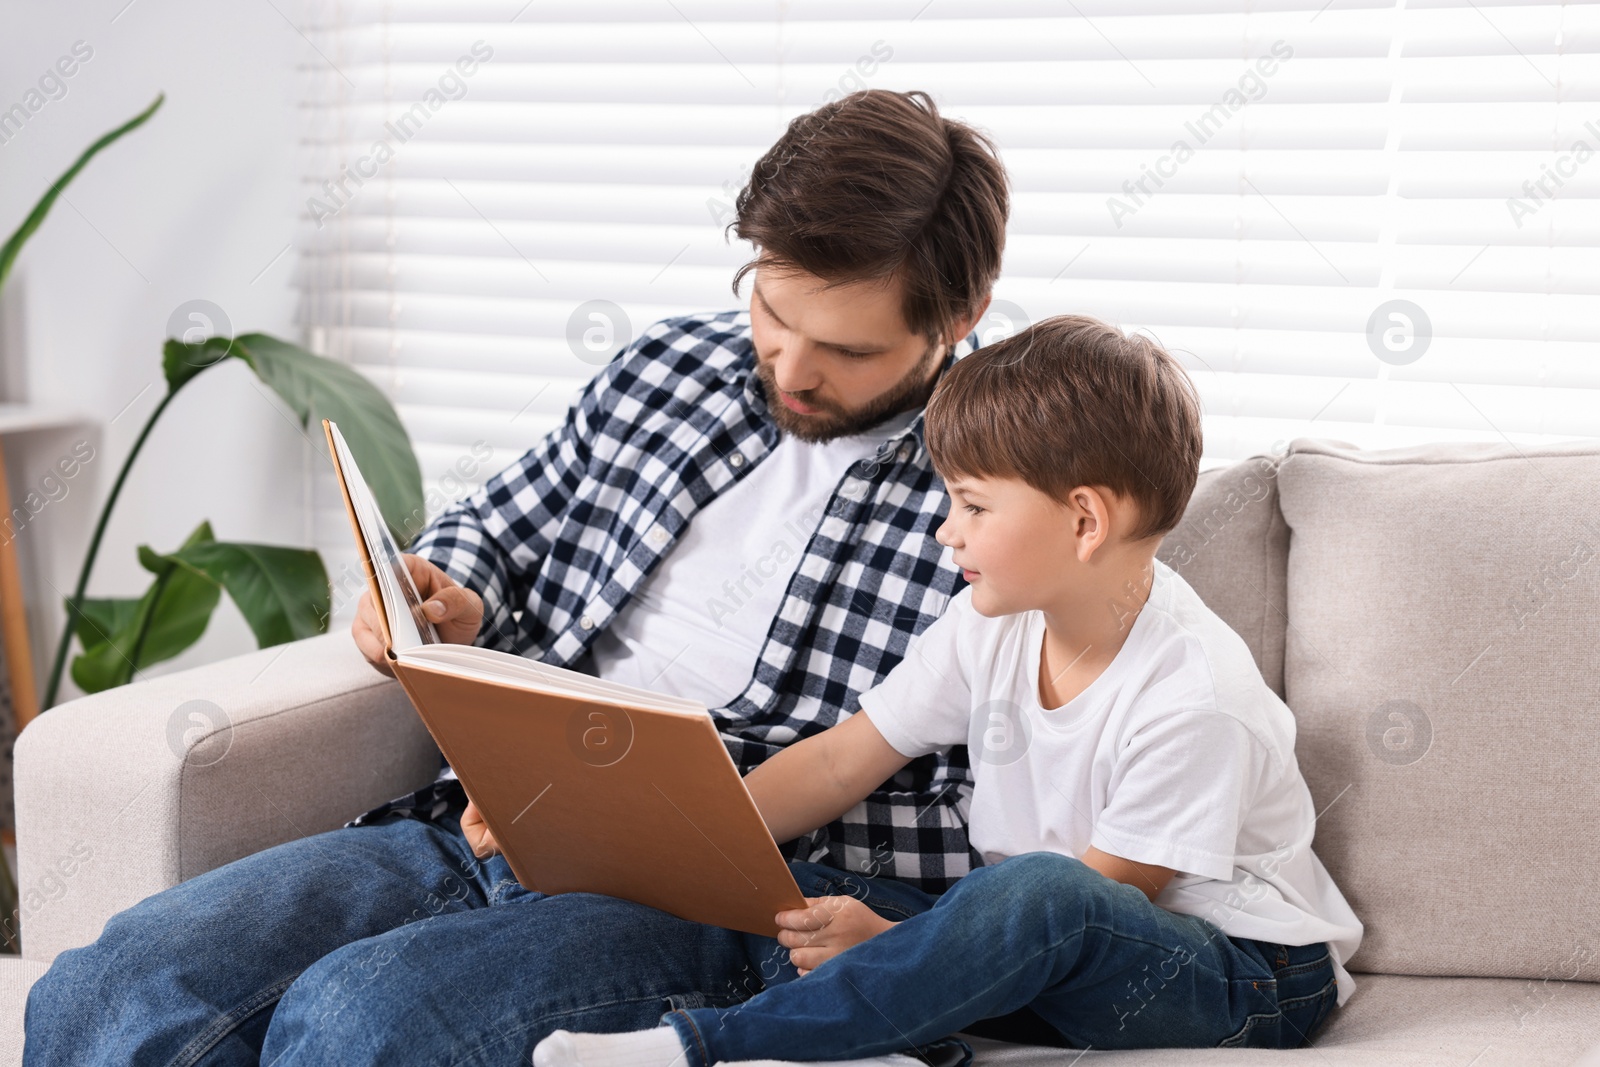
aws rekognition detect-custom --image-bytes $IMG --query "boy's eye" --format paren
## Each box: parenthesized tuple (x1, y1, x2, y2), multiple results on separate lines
(964, 504, 985, 515)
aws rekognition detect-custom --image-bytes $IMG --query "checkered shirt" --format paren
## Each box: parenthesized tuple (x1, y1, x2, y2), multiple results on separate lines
(343, 310, 980, 893)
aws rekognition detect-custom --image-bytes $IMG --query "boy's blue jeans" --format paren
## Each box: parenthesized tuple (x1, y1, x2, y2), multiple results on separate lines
(22, 795, 1336, 1065)
(670, 850, 1340, 1067)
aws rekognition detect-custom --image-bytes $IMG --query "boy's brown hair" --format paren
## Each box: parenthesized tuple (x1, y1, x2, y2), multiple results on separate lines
(925, 315, 1204, 541)
(730, 89, 1009, 343)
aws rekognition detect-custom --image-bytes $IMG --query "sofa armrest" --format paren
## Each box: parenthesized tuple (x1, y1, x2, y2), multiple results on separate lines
(11, 632, 440, 965)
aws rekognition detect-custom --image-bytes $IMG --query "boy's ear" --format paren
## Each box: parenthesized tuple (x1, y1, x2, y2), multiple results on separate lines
(1071, 485, 1114, 563)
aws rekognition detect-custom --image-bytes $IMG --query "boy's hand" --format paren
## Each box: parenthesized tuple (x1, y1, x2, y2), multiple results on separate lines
(775, 896, 895, 976)
(460, 798, 501, 858)
(353, 553, 484, 676)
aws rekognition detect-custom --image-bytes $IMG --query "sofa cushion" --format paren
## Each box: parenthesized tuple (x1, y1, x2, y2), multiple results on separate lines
(958, 973, 1600, 1064)
(0, 956, 49, 1066)
(1277, 437, 1600, 981)
(1157, 451, 1290, 697)
(13, 632, 435, 965)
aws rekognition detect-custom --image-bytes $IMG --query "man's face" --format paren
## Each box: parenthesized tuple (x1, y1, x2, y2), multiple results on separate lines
(749, 266, 946, 443)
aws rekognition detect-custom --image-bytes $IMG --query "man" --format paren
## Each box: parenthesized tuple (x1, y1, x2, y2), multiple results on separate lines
(23, 88, 1009, 1066)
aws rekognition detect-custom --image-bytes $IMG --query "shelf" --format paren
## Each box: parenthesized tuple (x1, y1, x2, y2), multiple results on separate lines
(0, 406, 90, 437)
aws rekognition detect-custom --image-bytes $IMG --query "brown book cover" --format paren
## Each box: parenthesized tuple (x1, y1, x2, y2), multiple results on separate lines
(323, 419, 806, 937)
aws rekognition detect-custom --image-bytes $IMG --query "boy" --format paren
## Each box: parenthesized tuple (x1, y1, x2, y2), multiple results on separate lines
(532, 315, 1364, 1065)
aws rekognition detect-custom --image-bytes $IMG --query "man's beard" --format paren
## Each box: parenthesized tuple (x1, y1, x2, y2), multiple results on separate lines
(755, 341, 946, 444)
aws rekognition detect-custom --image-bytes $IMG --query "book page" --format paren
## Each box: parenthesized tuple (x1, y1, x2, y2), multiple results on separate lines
(328, 419, 707, 715)
(327, 421, 439, 651)
(398, 644, 707, 716)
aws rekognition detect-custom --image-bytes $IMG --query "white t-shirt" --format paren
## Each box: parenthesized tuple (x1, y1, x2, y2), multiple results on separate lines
(860, 560, 1364, 1007)
(589, 408, 919, 706)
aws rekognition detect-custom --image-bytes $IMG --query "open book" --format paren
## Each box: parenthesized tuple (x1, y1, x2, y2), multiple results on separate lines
(323, 419, 806, 937)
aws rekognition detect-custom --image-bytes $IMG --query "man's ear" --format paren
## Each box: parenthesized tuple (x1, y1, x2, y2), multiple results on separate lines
(945, 294, 993, 350)
(1071, 485, 1114, 564)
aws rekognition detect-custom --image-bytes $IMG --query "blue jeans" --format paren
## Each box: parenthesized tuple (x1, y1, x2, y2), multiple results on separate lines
(23, 797, 1334, 1065)
(25, 794, 760, 1066)
(669, 851, 1340, 1067)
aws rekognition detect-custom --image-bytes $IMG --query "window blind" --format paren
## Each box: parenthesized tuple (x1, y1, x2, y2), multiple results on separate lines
(295, 0, 1600, 610)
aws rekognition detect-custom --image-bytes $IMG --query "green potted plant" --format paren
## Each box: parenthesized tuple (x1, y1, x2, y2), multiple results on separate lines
(1, 95, 425, 953)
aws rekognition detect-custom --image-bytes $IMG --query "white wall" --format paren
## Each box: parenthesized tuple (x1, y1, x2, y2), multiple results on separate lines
(0, 0, 310, 705)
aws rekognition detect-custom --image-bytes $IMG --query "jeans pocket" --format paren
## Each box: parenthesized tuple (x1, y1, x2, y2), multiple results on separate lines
(1216, 972, 1339, 1050)
(1217, 976, 1282, 1049)
(1217, 1010, 1284, 1048)
(1272, 944, 1337, 1044)
(1278, 976, 1339, 1045)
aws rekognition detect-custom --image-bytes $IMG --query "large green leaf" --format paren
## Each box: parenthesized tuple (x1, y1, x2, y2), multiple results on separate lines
(0, 94, 164, 293)
(70, 596, 145, 652)
(67, 520, 221, 694)
(162, 333, 424, 546)
(152, 538, 330, 648)
(66, 520, 330, 694)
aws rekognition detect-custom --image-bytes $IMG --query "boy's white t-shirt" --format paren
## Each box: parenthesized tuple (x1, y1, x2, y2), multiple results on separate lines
(859, 560, 1364, 1007)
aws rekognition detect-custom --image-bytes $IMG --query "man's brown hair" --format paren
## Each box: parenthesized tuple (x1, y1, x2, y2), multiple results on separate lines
(925, 315, 1204, 541)
(731, 89, 1009, 343)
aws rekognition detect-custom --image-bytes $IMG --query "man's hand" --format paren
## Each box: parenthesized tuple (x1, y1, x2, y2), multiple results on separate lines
(775, 895, 895, 976)
(460, 798, 501, 858)
(352, 553, 484, 676)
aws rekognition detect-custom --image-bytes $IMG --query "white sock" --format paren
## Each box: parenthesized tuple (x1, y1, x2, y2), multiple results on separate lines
(532, 1026, 688, 1067)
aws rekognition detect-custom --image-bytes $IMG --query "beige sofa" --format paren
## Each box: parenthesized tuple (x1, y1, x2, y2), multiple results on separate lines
(3, 437, 1598, 1065)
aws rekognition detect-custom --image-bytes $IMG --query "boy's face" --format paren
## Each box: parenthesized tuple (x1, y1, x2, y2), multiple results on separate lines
(935, 474, 1084, 617)
(750, 266, 963, 443)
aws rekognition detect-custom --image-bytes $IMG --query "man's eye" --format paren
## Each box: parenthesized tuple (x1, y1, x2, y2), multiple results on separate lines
(833, 347, 871, 359)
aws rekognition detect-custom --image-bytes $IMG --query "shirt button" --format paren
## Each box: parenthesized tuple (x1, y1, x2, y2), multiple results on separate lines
(650, 527, 668, 546)
(729, 454, 745, 468)
(579, 615, 595, 630)
(898, 443, 912, 461)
